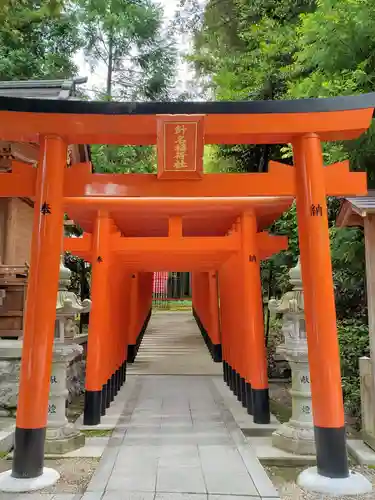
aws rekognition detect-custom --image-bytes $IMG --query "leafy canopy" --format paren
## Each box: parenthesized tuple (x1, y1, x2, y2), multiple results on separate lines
(78, 0, 177, 100)
(0, 0, 82, 80)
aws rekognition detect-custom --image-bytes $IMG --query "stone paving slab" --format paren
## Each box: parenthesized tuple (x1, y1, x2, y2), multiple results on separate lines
(2, 312, 279, 500)
(83, 374, 279, 499)
(0, 495, 82, 500)
(127, 312, 222, 376)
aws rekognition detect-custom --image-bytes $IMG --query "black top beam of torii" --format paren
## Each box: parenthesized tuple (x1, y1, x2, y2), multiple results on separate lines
(0, 92, 374, 115)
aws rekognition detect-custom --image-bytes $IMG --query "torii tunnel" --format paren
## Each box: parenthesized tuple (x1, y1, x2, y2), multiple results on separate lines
(0, 93, 374, 486)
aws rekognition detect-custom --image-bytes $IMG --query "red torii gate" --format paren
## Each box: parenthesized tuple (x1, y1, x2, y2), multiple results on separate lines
(63, 196, 291, 426)
(0, 94, 373, 494)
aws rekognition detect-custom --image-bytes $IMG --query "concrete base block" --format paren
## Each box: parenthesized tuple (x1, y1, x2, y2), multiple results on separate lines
(348, 438, 375, 466)
(364, 432, 375, 452)
(0, 426, 15, 453)
(0, 467, 60, 492)
(7, 436, 109, 460)
(246, 436, 316, 466)
(297, 466, 372, 496)
(272, 422, 315, 455)
(45, 436, 109, 459)
(44, 430, 85, 455)
(0, 419, 15, 453)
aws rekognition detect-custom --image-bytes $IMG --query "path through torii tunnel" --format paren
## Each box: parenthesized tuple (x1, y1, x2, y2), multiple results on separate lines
(0, 94, 374, 487)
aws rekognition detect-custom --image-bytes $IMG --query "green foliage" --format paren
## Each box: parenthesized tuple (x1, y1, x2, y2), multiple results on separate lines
(263, 202, 299, 295)
(190, 0, 316, 172)
(203, 145, 237, 173)
(267, 316, 290, 379)
(90, 144, 156, 173)
(0, 0, 82, 80)
(338, 320, 370, 416)
(78, 0, 176, 100)
(330, 226, 366, 321)
(289, 0, 375, 98)
(154, 300, 192, 311)
(78, 0, 177, 174)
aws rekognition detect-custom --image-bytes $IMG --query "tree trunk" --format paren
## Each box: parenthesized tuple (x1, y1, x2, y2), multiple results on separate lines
(106, 34, 113, 99)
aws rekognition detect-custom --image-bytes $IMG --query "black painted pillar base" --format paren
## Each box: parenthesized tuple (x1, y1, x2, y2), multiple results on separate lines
(240, 377, 247, 408)
(236, 373, 242, 401)
(223, 361, 228, 384)
(117, 368, 121, 390)
(121, 363, 125, 384)
(113, 373, 117, 398)
(252, 388, 270, 424)
(106, 379, 111, 408)
(232, 370, 238, 396)
(229, 367, 235, 391)
(246, 382, 253, 415)
(12, 427, 46, 479)
(211, 344, 222, 362)
(123, 361, 127, 383)
(315, 426, 349, 478)
(83, 390, 102, 426)
(127, 345, 136, 363)
(110, 373, 116, 401)
(230, 369, 236, 393)
(101, 384, 107, 416)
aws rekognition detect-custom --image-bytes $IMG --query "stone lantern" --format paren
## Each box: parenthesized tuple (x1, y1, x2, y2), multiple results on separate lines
(268, 257, 315, 455)
(45, 254, 91, 454)
(55, 254, 91, 342)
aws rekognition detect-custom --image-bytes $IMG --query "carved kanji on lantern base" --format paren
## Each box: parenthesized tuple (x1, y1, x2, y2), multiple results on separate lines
(156, 115, 205, 180)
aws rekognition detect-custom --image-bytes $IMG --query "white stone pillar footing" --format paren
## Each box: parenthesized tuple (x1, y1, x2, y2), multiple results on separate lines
(0, 468, 60, 492)
(297, 466, 372, 496)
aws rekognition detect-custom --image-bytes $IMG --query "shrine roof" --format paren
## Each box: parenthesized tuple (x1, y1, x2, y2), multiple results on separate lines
(0, 77, 88, 100)
(342, 191, 375, 214)
(336, 190, 375, 228)
(0, 93, 374, 144)
(0, 77, 90, 168)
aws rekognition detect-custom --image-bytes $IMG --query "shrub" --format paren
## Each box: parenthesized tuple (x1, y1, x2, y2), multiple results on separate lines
(338, 319, 370, 417)
(267, 316, 290, 379)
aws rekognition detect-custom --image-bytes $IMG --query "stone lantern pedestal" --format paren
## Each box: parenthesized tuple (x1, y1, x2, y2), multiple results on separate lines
(44, 254, 91, 454)
(45, 343, 85, 454)
(269, 258, 315, 455)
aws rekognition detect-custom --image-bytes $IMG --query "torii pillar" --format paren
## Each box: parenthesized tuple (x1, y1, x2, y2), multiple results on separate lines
(84, 211, 112, 425)
(293, 134, 371, 493)
(0, 137, 66, 490)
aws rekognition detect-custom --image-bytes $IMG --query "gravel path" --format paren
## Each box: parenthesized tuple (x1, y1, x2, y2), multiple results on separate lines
(0, 457, 99, 494)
